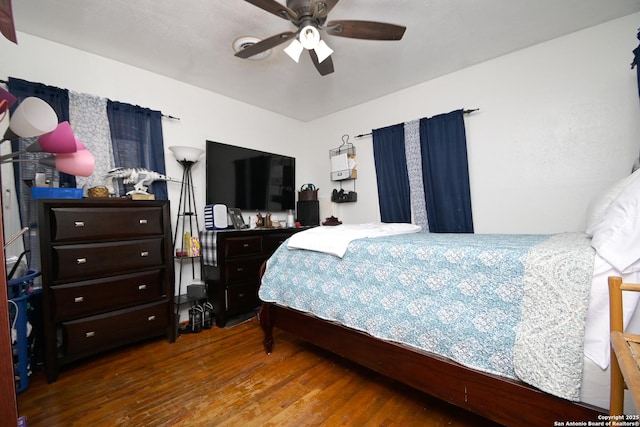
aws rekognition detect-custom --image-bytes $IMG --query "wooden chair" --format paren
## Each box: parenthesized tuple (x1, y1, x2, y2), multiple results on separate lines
(608, 276, 640, 415)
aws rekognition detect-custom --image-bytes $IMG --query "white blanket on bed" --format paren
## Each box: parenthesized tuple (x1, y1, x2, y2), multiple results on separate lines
(286, 223, 422, 257)
(514, 233, 595, 401)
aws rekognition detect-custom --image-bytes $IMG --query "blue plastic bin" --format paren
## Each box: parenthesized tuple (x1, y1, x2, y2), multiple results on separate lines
(8, 270, 41, 393)
(31, 187, 83, 199)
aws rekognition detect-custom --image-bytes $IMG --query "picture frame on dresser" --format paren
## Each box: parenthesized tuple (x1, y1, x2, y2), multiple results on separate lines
(228, 208, 246, 229)
(37, 198, 176, 383)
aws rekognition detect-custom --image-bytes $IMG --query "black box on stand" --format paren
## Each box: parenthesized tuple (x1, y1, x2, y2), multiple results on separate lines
(187, 284, 207, 299)
(297, 200, 319, 226)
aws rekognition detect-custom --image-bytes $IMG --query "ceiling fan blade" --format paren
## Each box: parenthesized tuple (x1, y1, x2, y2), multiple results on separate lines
(243, 0, 297, 20)
(309, 49, 334, 76)
(234, 31, 297, 58)
(310, 0, 339, 19)
(325, 20, 406, 40)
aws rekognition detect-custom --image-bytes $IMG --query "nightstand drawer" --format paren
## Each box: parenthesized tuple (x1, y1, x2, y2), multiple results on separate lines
(51, 270, 165, 321)
(224, 258, 264, 283)
(262, 232, 292, 254)
(62, 301, 168, 357)
(49, 206, 164, 242)
(224, 236, 262, 257)
(225, 282, 259, 312)
(51, 238, 165, 281)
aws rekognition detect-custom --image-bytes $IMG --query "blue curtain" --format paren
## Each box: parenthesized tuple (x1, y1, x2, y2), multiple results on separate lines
(106, 101, 168, 199)
(420, 110, 474, 233)
(372, 124, 411, 223)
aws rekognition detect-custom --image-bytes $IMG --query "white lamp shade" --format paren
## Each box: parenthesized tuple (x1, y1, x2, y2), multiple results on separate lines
(300, 25, 320, 50)
(40, 149, 95, 177)
(169, 146, 203, 162)
(6, 97, 58, 139)
(284, 39, 304, 63)
(314, 40, 333, 63)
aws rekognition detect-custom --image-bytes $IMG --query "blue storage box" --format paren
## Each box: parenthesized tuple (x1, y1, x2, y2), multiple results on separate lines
(204, 204, 214, 230)
(31, 187, 83, 199)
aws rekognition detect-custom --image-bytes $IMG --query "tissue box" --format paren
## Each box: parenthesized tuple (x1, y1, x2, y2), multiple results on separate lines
(32, 187, 83, 199)
(189, 236, 201, 257)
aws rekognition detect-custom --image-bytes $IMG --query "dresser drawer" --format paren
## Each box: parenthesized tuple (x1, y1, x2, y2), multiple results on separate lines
(224, 257, 264, 284)
(49, 207, 164, 242)
(224, 236, 262, 257)
(225, 282, 260, 312)
(62, 301, 168, 357)
(51, 238, 165, 282)
(262, 232, 292, 254)
(51, 270, 165, 321)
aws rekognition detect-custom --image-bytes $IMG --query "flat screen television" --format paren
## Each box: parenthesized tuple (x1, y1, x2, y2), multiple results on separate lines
(205, 140, 295, 211)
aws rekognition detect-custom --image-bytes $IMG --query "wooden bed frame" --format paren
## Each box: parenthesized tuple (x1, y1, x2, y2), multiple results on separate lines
(258, 302, 606, 426)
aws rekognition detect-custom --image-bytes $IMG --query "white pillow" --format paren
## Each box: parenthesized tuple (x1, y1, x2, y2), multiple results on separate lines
(586, 169, 640, 233)
(588, 169, 640, 273)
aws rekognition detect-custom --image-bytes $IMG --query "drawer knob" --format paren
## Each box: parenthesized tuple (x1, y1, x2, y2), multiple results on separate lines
(139, 219, 148, 224)
(74, 296, 84, 303)
(243, 243, 249, 248)
(74, 221, 85, 227)
(138, 284, 147, 290)
(237, 267, 243, 272)
(147, 315, 156, 321)
(140, 251, 149, 257)
(76, 257, 87, 265)
(85, 331, 95, 338)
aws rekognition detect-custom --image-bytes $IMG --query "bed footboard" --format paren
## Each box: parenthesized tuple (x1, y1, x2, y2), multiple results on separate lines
(258, 302, 605, 427)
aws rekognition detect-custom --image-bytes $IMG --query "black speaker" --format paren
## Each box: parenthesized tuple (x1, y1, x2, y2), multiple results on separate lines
(297, 200, 319, 226)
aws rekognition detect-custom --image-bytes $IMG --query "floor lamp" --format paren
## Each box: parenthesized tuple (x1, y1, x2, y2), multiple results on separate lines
(168, 146, 204, 325)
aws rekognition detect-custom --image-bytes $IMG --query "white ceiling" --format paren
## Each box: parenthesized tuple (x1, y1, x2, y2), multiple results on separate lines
(10, 0, 640, 122)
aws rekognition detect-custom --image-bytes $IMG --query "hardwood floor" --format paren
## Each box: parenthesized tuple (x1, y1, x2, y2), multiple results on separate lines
(17, 317, 502, 426)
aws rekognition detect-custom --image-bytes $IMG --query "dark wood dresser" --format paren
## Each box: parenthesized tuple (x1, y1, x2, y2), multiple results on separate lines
(201, 227, 308, 327)
(37, 198, 175, 383)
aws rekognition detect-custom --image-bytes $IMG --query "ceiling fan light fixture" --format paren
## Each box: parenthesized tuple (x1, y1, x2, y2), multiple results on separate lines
(314, 40, 333, 63)
(299, 25, 320, 50)
(284, 38, 304, 63)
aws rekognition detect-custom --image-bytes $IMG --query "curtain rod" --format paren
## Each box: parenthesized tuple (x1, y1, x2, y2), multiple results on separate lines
(1, 78, 180, 120)
(354, 108, 479, 139)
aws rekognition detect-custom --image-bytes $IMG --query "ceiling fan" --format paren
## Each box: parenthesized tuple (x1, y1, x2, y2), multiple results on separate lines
(235, 0, 406, 76)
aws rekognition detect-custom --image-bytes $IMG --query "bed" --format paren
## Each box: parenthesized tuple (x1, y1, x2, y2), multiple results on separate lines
(257, 170, 640, 426)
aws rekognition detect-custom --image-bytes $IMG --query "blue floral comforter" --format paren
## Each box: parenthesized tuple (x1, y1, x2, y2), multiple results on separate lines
(259, 231, 595, 401)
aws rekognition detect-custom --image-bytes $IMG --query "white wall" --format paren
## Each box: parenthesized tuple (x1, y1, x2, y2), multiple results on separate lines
(307, 12, 640, 234)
